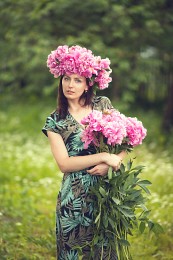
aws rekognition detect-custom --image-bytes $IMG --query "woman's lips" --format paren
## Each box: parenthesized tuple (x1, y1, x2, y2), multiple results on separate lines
(67, 90, 74, 94)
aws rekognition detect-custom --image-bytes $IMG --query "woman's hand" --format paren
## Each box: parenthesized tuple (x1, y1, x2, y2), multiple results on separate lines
(87, 163, 109, 176)
(103, 153, 123, 171)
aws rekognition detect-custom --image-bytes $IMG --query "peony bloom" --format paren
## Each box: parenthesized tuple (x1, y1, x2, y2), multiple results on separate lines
(126, 117, 147, 146)
(47, 45, 112, 90)
(81, 110, 147, 150)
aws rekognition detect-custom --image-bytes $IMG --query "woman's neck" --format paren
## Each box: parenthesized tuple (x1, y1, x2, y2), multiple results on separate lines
(68, 99, 92, 124)
(68, 99, 85, 112)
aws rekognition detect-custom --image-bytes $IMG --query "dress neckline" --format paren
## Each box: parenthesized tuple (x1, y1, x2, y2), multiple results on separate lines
(67, 111, 84, 129)
(68, 108, 93, 129)
(67, 97, 96, 128)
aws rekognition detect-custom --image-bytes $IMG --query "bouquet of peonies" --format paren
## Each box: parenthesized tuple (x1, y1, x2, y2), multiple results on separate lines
(81, 109, 162, 260)
(81, 109, 147, 151)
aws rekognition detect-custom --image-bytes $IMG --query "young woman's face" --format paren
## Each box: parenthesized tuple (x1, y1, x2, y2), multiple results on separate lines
(62, 74, 88, 101)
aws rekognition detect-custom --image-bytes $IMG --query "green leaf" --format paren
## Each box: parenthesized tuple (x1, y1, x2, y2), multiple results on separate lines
(137, 180, 152, 185)
(123, 173, 135, 190)
(95, 212, 101, 224)
(137, 183, 151, 194)
(118, 207, 135, 218)
(120, 163, 125, 173)
(147, 220, 154, 230)
(127, 159, 133, 171)
(148, 221, 164, 234)
(133, 165, 145, 171)
(138, 204, 148, 211)
(131, 165, 145, 177)
(139, 221, 146, 234)
(112, 197, 121, 205)
(108, 166, 113, 180)
(103, 214, 108, 228)
(93, 235, 99, 244)
(127, 189, 142, 200)
(89, 187, 102, 200)
(139, 210, 151, 220)
(99, 186, 107, 197)
(119, 239, 130, 246)
(121, 217, 130, 231)
(108, 217, 115, 229)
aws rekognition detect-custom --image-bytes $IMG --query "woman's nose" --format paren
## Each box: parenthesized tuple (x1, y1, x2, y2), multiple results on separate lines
(68, 80, 73, 88)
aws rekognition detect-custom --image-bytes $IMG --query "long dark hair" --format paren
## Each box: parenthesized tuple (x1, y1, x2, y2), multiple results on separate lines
(57, 76, 94, 119)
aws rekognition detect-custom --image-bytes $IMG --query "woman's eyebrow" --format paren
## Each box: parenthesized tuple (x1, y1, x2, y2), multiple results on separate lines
(74, 76, 83, 80)
(64, 75, 83, 80)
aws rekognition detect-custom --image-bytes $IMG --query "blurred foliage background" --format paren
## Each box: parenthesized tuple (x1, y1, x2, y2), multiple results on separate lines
(0, 0, 173, 259)
(1, 0, 173, 131)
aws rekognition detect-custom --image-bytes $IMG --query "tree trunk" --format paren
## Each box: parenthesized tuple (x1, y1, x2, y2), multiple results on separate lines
(162, 72, 173, 132)
(110, 74, 120, 101)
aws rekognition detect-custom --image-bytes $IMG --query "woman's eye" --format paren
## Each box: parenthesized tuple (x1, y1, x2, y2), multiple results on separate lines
(63, 77, 82, 83)
(75, 79, 81, 83)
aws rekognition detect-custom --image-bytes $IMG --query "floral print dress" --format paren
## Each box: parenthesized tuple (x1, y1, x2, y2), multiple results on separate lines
(42, 96, 117, 260)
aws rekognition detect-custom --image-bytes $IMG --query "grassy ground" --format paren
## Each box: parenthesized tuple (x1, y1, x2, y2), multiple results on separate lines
(0, 97, 173, 259)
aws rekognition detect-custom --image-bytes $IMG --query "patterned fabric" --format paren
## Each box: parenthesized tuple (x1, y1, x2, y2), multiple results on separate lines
(42, 96, 117, 260)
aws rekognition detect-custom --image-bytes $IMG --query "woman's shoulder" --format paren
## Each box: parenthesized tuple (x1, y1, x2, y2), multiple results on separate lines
(93, 95, 110, 102)
(43, 110, 61, 130)
(48, 110, 61, 122)
(93, 95, 113, 110)
(42, 110, 62, 137)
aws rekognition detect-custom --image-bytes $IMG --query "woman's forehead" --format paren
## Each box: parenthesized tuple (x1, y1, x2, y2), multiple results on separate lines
(65, 73, 85, 79)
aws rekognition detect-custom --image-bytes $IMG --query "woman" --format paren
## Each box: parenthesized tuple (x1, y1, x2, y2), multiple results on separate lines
(42, 45, 126, 259)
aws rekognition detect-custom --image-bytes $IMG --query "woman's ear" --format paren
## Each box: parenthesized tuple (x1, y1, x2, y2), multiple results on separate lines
(85, 86, 89, 92)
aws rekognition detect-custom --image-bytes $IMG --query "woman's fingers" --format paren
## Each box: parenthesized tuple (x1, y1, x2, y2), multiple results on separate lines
(113, 161, 122, 171)
(88, 160, 122, 174)
(87, 163, 109, 176)
(87, 168, 97, 174)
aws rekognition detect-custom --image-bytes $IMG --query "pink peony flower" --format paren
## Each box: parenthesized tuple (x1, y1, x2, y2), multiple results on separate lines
(81, 109, 147, 150)
(81, 110, 103, 132)
(95, 70, 112, 90)
(102, 121, 126, 145)
(80, 128, 95, 149)
(126, 117, 147, 146)
(47, 45, 112, 90)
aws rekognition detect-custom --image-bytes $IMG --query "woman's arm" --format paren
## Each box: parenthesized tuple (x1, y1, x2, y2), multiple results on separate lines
(47, 131, 122, 173)
(87, 151, 127, 176)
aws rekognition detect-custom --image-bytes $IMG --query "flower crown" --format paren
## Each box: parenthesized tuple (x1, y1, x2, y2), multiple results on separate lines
(47, 45, 112, 90)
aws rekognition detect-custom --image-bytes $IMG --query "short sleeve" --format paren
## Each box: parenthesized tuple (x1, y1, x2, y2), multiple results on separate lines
(93, 96, 114, 111)
(100, 96, 114, 110)
(42, 113, 61, 137)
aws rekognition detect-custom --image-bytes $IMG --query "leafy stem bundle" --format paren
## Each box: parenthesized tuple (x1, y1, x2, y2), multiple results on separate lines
(89, 159, 163, 260)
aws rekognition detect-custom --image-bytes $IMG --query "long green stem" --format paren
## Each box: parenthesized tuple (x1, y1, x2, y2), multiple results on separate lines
(101, 243, 104, 260)
(108, 246, 111, 260)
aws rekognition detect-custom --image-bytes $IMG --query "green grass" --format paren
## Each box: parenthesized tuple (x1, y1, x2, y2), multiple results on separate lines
(0, 98, 173, 259)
